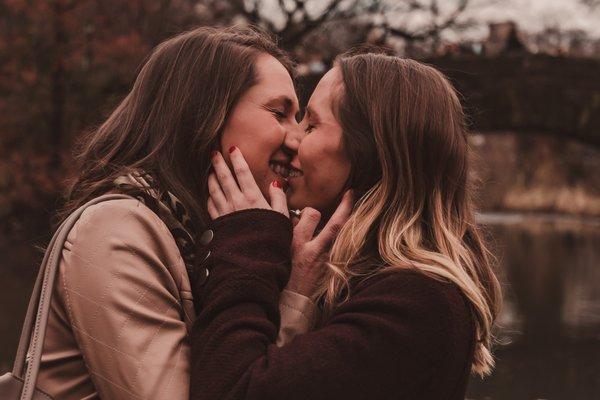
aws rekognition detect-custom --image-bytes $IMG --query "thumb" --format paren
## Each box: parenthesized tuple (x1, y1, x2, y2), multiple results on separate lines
(268, 180, 289, 218)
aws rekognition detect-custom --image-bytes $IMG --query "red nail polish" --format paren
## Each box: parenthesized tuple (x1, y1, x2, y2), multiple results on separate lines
(211, 150, 219, 158)
(272, 180, 281, 188)
(228, 146, 236, 153)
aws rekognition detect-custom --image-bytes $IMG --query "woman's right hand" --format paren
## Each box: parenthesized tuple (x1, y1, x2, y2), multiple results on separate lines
(206, 147, 289, 219)
(286, 190, 354, 298)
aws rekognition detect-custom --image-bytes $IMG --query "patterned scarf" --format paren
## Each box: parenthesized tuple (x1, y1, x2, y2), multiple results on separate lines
(113, 172, 197, 280)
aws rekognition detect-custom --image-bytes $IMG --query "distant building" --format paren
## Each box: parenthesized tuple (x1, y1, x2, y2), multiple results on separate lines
(482, 21, 600, 59)
(529, 27, 600, 58)
(484, 21, 528, 56)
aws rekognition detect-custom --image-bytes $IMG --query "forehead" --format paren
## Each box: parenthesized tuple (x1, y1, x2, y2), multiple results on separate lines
(249, 54, 298, 103)
(308, 67, 342, 115)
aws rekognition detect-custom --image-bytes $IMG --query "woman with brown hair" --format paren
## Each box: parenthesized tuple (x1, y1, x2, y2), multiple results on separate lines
(33, 26, 325, 399)
(188, 52, 503, 399)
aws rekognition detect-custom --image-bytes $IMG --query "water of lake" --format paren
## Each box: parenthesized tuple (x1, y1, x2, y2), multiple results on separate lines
(1, 213, 598, 399)
(467, 213, 600, 399)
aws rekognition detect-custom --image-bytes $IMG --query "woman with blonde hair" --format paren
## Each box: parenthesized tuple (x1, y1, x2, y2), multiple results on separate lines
(188, 51, 503, 399)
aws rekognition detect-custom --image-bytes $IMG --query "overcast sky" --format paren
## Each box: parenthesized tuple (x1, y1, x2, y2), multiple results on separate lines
(267, 0, 600, 41)
(457, 0, 600, 40)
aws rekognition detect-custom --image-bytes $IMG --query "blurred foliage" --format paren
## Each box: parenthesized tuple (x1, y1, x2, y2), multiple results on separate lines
(1, 0, 203, 234)
(0, 0, 599, 242)
(0, 0, 479, 233)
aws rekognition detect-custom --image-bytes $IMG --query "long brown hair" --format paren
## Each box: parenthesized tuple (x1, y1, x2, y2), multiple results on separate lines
(61, 26, 293, 230)
(317, 52, 502, 376)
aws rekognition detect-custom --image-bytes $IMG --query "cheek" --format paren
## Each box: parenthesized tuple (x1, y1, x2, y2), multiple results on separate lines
(221, 110, 285, 166)
(298, 135, 350, 207)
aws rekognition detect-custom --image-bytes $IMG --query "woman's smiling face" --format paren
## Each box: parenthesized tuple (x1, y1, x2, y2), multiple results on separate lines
(220, 53, 301, 197)
(287, 67, 351, 215)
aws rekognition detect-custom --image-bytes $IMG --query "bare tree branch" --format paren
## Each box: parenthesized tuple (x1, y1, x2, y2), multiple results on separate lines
(275, 0, 357, 50)
(203, 0, 474, 52)
(383, 0, 471, 42)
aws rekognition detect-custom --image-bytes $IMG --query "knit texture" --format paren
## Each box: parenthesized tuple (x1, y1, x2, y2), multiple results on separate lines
(190, 209, 475, 400)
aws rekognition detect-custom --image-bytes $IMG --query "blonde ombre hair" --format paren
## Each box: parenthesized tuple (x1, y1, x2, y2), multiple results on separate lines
(316, 52, 502, 377)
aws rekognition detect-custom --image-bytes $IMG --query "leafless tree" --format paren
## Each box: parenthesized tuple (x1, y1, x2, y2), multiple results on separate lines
(212, 0, 380, 51)
(376, 0, 474, 42)
(197, 0, 476, 56)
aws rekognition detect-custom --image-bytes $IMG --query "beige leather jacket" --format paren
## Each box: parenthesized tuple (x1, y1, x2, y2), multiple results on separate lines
(37, 198, 316, 399)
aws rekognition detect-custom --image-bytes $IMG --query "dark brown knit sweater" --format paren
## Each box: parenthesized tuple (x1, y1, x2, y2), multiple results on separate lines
(190, 209, 476, 400)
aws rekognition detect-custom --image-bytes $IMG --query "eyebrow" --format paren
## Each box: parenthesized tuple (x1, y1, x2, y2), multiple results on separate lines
(265, 95, 298, 114)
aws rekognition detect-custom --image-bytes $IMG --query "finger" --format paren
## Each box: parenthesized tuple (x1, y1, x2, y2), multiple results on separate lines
(208, 173, 229, 213)
(293, 207, 321, 246)
(268, 181, 289, 218)
(211, 150, 243, 202)
(291, 216, 300, 227)
(229, 146, 261, 194)
(207, 197, 220, 220)
(313, 190, 354, 252)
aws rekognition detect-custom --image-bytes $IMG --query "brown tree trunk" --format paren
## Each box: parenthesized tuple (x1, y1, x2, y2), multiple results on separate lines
(50, 0, 67, 168)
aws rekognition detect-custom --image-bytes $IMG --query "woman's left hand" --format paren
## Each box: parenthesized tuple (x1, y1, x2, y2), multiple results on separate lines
(286, 190, 354, 297)
(207, 146, 289, 219)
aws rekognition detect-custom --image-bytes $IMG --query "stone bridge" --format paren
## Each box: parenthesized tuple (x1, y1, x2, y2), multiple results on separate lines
(429, 55, 599, 147)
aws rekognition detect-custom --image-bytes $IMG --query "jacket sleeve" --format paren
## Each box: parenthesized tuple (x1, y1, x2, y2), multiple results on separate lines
(276, 289, 318, 346)
(190, 209, 463, 400)
(57, 199, 190, 399)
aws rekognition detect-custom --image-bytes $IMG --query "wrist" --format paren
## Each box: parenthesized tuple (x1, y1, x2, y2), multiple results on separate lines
(196, 208, 291, 284)
(209, 208, 292, 257)
(286, 274, 320, 297)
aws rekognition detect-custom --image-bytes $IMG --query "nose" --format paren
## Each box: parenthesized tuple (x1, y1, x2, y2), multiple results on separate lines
(282, 122, 303, 157)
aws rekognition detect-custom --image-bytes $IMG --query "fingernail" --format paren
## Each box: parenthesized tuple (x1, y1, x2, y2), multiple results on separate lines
(211, 150, 219, 158)
(228, 146, 237, 153)
(272, 180, 281, 188)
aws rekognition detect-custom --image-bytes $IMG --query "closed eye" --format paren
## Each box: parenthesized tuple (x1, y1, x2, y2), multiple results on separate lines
(269, 108, 286, 120)
(304, 106, 319, 134)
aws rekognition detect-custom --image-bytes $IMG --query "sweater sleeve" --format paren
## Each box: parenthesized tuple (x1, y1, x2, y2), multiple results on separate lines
(190, 209, 466, 400)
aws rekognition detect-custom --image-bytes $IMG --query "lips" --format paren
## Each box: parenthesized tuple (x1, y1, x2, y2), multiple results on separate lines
(269, 161, 303, 179)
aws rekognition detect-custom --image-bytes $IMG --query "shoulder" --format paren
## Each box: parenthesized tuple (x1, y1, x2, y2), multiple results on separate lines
(345, 267, 475, 356)
(56, 197, 190, 311)
(357, 267, 468, 302)
(64, 197, 184, 275)
(68, 198, 173, 247)
(327, 267, 475, 369)
(349, 267, 473, 331)
(75, 197, 169, 235)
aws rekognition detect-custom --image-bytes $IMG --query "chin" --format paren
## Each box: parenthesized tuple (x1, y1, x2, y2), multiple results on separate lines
(286, 192, 306, 211)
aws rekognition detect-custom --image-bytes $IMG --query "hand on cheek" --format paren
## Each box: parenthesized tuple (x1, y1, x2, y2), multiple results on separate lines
(286, 190, 354, 296)
(206, 147, 290, 219)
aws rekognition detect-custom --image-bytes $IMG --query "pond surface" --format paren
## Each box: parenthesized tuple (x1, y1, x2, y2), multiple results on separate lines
(467, 213, 600, 399)
(1, 213, 599, 399)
